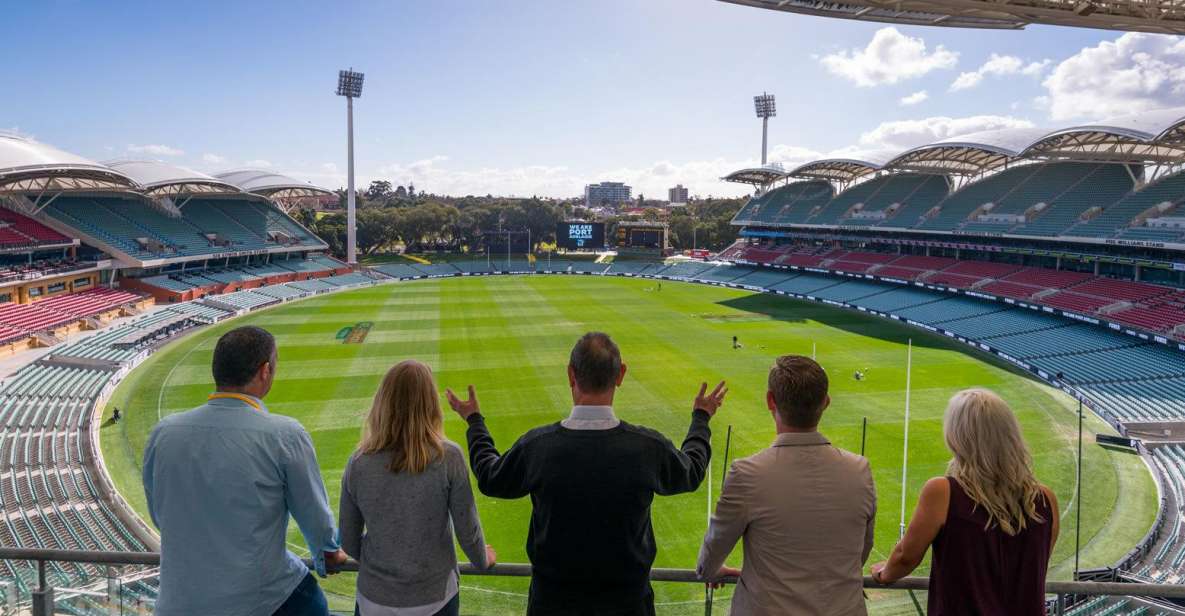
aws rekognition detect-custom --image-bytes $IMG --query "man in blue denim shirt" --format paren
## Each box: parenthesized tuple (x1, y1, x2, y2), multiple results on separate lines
(144, 326, 346, 616)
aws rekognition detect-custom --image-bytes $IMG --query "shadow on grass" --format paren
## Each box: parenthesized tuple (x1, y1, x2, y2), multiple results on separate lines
(714, 292, 960, 352)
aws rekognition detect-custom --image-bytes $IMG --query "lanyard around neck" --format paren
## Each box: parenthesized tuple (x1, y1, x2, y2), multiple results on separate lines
(208, 392, 263, 411)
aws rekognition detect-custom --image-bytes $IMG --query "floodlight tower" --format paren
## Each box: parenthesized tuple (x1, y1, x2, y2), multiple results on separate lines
(754, 93, 776, 166)
(336, 68, 365, 265)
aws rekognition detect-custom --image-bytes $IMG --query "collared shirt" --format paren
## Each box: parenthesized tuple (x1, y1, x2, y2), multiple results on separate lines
(560, 405, 620, 430)
(697, 430, 877, 616)
(143, 394, 340, 616)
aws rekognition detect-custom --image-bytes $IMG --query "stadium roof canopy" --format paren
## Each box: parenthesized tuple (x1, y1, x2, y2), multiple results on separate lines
(786, 151, 895, 183)
(214, 169, 334, 199)
(1021, 107, 1185, 163)
(885, 127, 1052, 175)
(717, 0, 1185, 34)
(1151, 109, 1185, 145)
(721, 166, 790, 185)
(0, 134, 137, 193)
(104, 160, 241, 197)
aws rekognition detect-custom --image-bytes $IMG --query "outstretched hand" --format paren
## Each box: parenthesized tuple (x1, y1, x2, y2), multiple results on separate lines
(446, 385, 480, 419)
(694, 381, 728, 417)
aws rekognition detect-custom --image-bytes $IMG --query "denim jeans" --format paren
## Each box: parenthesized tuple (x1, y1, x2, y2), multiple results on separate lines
(355, 593, 459, 616)
(272, 572, 329, 616)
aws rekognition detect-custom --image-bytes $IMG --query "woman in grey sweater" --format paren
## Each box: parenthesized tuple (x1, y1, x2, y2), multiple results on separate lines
(340, 360, 495, 616)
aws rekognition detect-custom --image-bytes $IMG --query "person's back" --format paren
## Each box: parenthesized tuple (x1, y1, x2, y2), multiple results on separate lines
(339, 360, 493, 616)
(872, 388, 1059, 616)
(143, 326, 343, 616)
(490, 420, 701, 596)
(726, 439, 873, 613)
(147, 404, 319, 613)
(448, 332, 727, 615)
(929, 476, 1053, 615)
(698, 355, 875, 616)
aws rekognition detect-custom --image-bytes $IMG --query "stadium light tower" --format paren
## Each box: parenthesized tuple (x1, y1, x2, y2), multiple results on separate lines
(754, 93, 776, 166)
(336, 68, 365, 265)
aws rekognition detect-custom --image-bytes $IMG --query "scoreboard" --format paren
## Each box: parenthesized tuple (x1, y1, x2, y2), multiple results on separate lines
(557, 222, 604, 249)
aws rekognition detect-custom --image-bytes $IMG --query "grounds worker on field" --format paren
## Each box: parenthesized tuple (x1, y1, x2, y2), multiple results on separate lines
(447, 331, 726, 616)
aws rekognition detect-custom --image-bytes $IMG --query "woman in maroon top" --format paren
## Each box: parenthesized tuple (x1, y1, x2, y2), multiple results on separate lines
(871, 388, 1060, 615)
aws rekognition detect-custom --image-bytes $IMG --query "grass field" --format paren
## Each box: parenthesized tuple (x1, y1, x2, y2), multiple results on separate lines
(99, 275, 1157, 614)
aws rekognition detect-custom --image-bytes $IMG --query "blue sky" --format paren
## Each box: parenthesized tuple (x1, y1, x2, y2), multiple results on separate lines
(2, 1, 1182, 198)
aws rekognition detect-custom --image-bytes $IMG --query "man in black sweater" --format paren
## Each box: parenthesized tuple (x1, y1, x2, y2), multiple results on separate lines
(447, 331, 726, 616)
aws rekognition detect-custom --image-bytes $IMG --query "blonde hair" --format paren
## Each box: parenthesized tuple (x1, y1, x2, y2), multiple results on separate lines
(358, 360, 445, 474)
(943, 388, 1045, 536)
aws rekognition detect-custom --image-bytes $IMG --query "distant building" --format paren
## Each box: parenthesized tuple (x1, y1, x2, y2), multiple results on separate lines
(668, 184, 689, 204)
(585, 181, 631, 207)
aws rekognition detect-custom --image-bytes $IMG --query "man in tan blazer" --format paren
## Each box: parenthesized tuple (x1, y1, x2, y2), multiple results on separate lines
(696, 355, 876, 616)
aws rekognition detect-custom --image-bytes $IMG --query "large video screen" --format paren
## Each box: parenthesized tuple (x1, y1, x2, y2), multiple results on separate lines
(556, 222, 604, 249)
(628, 229, 663, 248)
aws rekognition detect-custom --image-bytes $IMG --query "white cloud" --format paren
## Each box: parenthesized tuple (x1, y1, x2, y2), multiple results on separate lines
(1042, 32, 1185, 121)
(244, 159, 273, 168)
(899, 90, 929, 106)
(126, 143, 184, 157)
(819, 27, 958, 87)
(202, 153, 227, 165)
(950, 54, 1050, 91)
(0, 126, 34, 140)
(857, 115, 1035, 151)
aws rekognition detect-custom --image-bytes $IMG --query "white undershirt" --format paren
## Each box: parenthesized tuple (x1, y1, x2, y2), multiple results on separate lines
(356, 570, 457, 616)
(560, 405, 619, 430)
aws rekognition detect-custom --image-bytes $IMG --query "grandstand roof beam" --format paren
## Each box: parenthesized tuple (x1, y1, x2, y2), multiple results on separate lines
(1022, 129, 1185, 164)
(0, 135, 139, 195)
(718, 0, 1185, 34)
(786, 152, 895, 187)
(103, 160, 242, 197)
(721, 166, 790, 187)
(883, 127, 1052, 177)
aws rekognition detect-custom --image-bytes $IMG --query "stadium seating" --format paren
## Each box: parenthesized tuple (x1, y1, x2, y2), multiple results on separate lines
(323, 272, 379, 286)
(826, 175, 938, 224)
(372, 262, 427, 278)
(1069, 278, 1174, 303)
(916, 164, 1044, 231)
(24, 288, 141, 326)
(287, 278, 338, 293)
(806, 178, 885, 225)
(873, 174, 950, 227)
(0, 208, 69, 247)
(1068, 170, 1185, 239)
(41, 195, 324, 262)
(1010, 164, 1134, 237)
(753, 181, 835, 225)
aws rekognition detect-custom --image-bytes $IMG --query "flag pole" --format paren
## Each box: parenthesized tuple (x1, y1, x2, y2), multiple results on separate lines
(812, 342, 816, 360)
(899, 338, 912, 539)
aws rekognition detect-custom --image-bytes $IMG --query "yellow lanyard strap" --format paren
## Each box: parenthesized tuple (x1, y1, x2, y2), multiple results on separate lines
(207, 392, 263, 411)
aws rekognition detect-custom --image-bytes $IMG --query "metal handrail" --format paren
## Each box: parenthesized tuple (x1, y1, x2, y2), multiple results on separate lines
(5, 546, 1185, 599)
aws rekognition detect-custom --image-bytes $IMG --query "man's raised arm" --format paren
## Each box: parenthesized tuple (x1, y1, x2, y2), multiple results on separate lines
(448, 385, 533, 499)
(655, 381, 726, 496)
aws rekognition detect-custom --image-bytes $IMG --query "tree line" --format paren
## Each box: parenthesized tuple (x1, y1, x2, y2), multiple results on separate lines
(292, 181, 749, 257)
